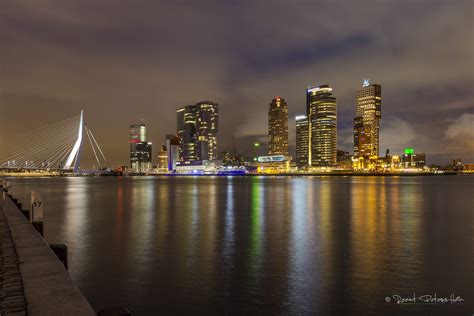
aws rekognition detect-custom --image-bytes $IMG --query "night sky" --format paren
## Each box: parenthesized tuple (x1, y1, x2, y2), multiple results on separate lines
(1, 0, 473, 167)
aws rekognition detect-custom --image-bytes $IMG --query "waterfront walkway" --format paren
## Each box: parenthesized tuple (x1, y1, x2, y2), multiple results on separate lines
(0, 197, 27, 315)
(0, 193, 94, 315)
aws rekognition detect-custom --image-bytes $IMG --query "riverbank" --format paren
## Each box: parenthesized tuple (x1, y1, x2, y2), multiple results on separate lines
(0, 171, 462, 177)
(0, 187, 95, 315)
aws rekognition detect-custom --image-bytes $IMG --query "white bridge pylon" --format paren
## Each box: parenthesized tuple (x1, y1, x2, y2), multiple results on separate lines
(64, 110, 84, 172)
(0, 110, 106, 173)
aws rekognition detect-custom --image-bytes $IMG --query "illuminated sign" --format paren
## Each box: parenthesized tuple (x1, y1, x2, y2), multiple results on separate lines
(307, 86, 332, 94)
(363, 79, 370, 87)
(257, 155, 287, 163)
(404, 148, 414, 155)
(295, 115, 307, 121)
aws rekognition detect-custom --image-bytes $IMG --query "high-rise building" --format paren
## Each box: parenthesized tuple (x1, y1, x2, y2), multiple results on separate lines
(166, 135, 180, 171)
(130, 123, 152, 171)
(307, 85, 337, 166)
(295, 115, 309, 167)
(177, 105, 197, 161)
(177, 101, 218, 162)
(268, 96, 289, 155)
(195, 101, 219, 160)
(135, 141, 152, 171)
(157, 145, 168, 172)
(354, 80, 381, 158)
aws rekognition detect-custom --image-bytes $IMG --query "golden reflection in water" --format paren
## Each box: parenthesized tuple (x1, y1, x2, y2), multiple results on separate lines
(397, 179, 423, 276)
(285, 178, 318, 308)
(64, 177, 89, 277)
(350, 177, 386, 295)
(64, 177, 88, 242)
(183, 179, 199, 271)
(129, 178, 155, 277)
(198, 179, 218, 281)
(114, 177, 124, 241)
(318, 179, 332, 255)
(156, 179, 170, 250)
(349, 177, 423, 300)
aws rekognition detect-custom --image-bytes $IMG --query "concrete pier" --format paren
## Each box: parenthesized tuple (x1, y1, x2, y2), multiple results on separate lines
(0, 191, 95, 315)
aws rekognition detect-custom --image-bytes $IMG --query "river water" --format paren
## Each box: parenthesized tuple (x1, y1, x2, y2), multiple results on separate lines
(6, 176, 473, 315)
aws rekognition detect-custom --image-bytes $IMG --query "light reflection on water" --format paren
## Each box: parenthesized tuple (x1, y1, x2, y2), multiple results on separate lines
(5, 176, 473, 315)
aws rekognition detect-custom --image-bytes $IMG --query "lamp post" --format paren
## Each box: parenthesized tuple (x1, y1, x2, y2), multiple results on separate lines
(253, 142, 260, 162)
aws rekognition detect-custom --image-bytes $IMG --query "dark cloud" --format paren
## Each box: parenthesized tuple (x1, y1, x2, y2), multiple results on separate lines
(0, 0, 473, 166)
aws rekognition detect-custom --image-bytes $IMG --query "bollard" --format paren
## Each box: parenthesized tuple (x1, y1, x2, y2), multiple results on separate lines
(50, 244, 68, 270)
(21, 209, 30, 221)
(98, 306, 132, 316)
(31, 191, 44, 237)
(32, 221, 44, 236)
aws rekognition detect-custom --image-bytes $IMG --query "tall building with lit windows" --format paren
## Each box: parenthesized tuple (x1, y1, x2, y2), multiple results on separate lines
(129, 123, 152, 171)
(307, 85, 337, 166)
(268, 96, 289, 155)
(295, 115, 309, 167)
(195, 101, 219, 160)
(177, 105, 197, 161)
(177, 101, 219, 162)
(353, 80, 381, 158)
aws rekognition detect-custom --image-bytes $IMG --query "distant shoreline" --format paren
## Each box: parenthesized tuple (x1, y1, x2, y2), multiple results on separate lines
(1, 172, 464, 177)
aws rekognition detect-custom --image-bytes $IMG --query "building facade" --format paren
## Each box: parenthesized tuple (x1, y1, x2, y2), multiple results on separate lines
(135, 142, 152, 171)
(177, 101, 218, 162)
(157, 145, 168, 172)
(295, 115, 309, 168)
(130, 123, 152, 171)
(177, 105, 197, 161)
(401, 147, 426, 169)
(195, 101, 219, 160)
(307, 85, 337, 166)
(354, 81, 381, 158)
(268, 97, 289, 155)
(166, 134, 180, 171)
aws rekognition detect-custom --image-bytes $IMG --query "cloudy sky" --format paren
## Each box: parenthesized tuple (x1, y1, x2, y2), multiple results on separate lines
(1, 0, 473, 166)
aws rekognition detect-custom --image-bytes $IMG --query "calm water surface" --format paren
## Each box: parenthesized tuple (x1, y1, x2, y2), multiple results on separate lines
(7, 176, 474, 315)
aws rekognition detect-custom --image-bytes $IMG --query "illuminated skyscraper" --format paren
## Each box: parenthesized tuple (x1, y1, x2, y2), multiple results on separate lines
(354, 80, 381, 158)
(195, 101, 219, 160)
(268, 96, 289, 155)
(295, 115, 309, 167)
(177, 101, 219, 162)
(177, 105, 197, 161)
(130, 123, 151, 171)
(307, 85, 337, 166)
(157, 145, 168, 172)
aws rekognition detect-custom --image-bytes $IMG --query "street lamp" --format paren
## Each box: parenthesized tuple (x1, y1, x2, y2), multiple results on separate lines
(253, 142, 260, 162)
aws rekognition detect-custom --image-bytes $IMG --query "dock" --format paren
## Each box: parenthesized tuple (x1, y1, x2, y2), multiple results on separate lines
(0, 187, 95, 315)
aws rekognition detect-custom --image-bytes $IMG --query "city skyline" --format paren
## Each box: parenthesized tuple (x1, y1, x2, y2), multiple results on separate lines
(0, 2, 472, 315)
(0, 1, 472, 166)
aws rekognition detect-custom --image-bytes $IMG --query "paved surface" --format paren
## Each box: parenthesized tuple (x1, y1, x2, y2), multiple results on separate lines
(0, 190, 95, 315)
(0, 194, 27, 315)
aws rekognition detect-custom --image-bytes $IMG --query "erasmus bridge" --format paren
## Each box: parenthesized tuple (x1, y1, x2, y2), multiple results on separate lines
(0, 111, 106, 174)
